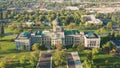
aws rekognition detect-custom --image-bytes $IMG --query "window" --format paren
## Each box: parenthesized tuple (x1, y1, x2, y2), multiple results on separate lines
(90, 41, 96, 46)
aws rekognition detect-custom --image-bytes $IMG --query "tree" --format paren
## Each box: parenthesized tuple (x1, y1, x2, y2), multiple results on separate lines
(39, 44, 46, 50)
(66, 23, 76, 29)
(107, 22, 113, 29)
(92, 48, 99, 58)
(56, 42, 63, 51)
(29, 57, 36, 67)
(53, 51, 66, 67)
(111, 16, 116, 22)
(19, 55, 26, 67)
(77, 44, 84, 53)
(50, 45, 56, 50)
(72, 44, 77, 49)
(82, 60, 91, 68)
(12, 55, 17, 61)
(95, 27, 108, 34)
(32, 43, 40, 51)
(0, 61, 7, 68)
(11, 55, 18, 67)
(0, 34, 4, 40)
(80, 17, 87, 23)
(14, 29, 20, 34)
(11, 23, 17, 30)
(82, 51, 93, 68)
(87, 51, 93, 61)
(102, 41, 116, 54)
(0, 24, 4, 34)
(110, 48, 117, 54)
(30, 51, 40, 61)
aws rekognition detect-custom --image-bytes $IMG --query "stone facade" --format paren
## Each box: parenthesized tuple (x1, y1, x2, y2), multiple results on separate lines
(15, 32, 31, 50)
(15, 19, 101, 50)
(84, 32, 100, 48)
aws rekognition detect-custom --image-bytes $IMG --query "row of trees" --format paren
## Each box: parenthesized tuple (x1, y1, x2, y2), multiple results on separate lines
(102, 41, 118, 54)
(52, 42, 66, 68)
(0, 0, 37, 8)
(0, 51, 39, 68)
(32, 43, 47, 51)
(82, 48, 99, 68)
(81, 41, 119, 68)
(3, 10, 87, 25)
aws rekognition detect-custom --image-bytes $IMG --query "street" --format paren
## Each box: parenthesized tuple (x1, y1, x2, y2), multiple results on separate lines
(67, 53, 76, 68)
(37, 53, 52, 68)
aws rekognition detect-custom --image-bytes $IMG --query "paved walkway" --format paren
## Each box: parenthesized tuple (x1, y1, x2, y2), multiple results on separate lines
(36, 53, 52, 68)
(36, 45, 52, 68)
(67, 53, 76, 68)
(71, 52, 82, 68)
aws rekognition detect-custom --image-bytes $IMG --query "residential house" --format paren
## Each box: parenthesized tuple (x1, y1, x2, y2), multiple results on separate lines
(65, 6, 79, 11)
(82, 15, 103, 25)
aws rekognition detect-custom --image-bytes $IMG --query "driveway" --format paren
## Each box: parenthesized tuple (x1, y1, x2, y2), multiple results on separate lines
(71, 52, 82, 68)
(67, 53, 76, 68)
(37, 53, 52, 68)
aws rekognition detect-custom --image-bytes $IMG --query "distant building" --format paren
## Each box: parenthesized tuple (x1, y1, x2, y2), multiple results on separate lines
(39, 8, 48, 11)
(27, 9, 33, 12)
(84, 32, 100, 48)
(65, 6, 79, 11)
(85, 7, 120, 13)
(15, 18, 101, 50)
(82, 15, 103, 25)
(25, 20, 35, 26)
(44, 0, 64, 3)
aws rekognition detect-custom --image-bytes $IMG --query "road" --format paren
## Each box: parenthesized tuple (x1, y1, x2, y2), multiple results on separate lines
(67, 53, 76, 68)
(37, 53, 52, 68)
(71, 52, 82, 68)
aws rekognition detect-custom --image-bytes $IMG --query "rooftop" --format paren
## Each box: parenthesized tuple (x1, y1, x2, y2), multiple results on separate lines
(64, 30, 80, 35)
(36, 31, 42, 35)
(16, 32, 31, 40)
(41, 30, 51, 36)
(20, 32, 29, 37)
(85, 32, 98, 38)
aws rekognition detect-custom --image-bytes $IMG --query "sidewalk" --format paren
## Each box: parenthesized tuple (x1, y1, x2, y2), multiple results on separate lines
(36, 52, 52, 68)
(71, 52, 82, 68)
(67, 53, 76, 68)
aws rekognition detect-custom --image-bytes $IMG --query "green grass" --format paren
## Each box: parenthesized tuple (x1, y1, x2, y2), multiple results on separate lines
(65, 48, 77, 52)
(0, 35, 30, 54)
(0, 31, 36, 68)
(93, 53, 120, 68)
(79, 50, 120, 68)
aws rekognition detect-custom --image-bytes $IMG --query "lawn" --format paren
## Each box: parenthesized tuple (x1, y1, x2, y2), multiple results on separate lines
(79, 50, 120, 68)
(93, 53, 120, 68)
(0, 30, 36, 68)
